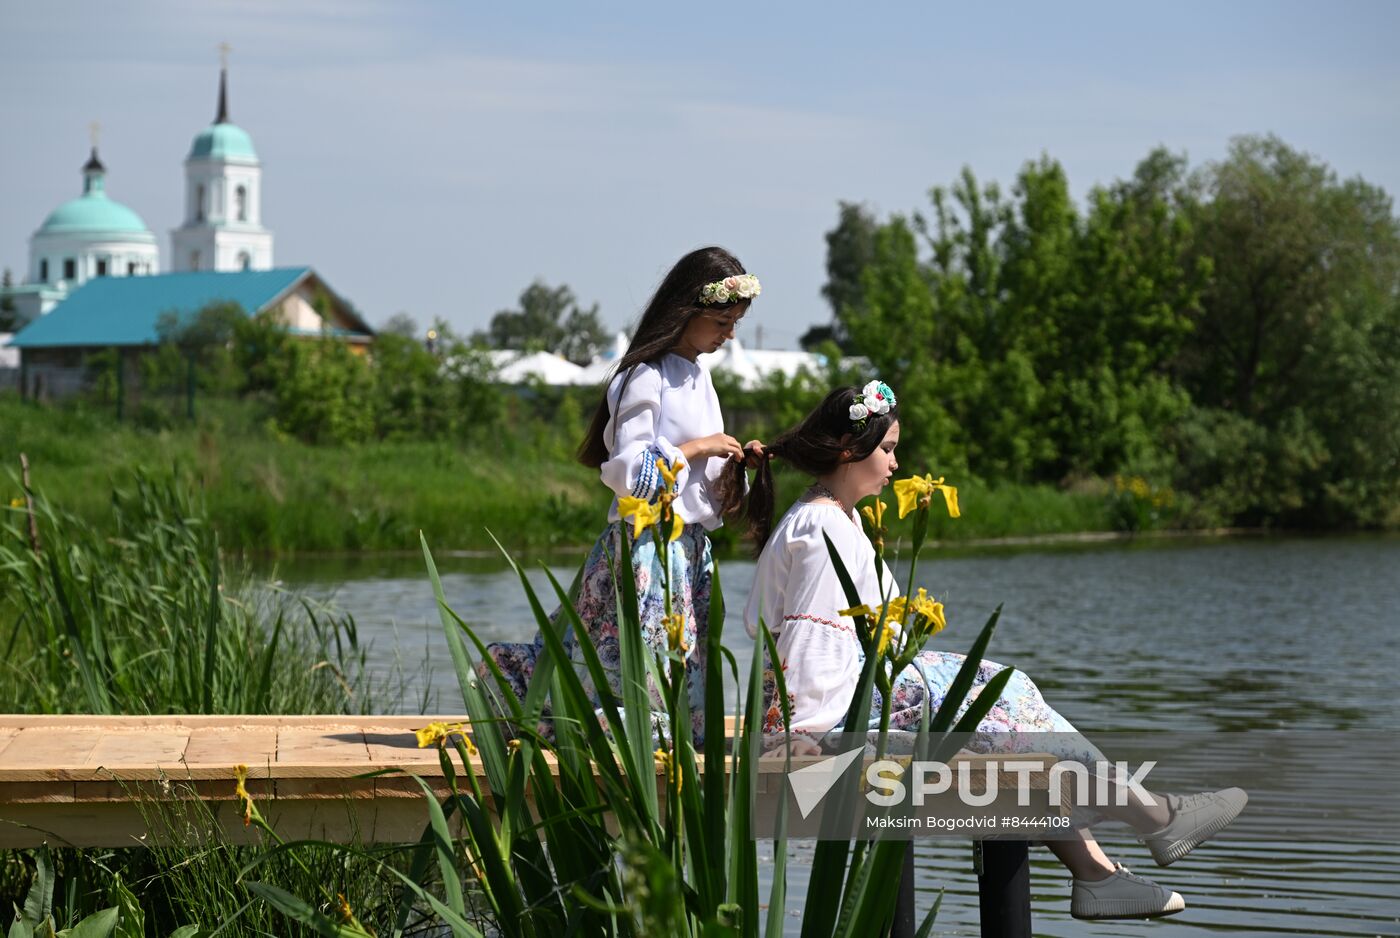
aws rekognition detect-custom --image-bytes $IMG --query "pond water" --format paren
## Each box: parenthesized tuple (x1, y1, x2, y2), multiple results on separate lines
(267, 535, 1400, 936)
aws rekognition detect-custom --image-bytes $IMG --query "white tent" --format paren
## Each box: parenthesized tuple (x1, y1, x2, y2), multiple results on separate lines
(486, 350, 586, 385)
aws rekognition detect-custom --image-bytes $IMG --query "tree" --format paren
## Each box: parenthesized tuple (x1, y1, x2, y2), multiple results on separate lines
(476, 281, 607, 365)
(1175, 135, 1400, 525)
(0, 269, 20, 332)
(378, 312, 420, 338)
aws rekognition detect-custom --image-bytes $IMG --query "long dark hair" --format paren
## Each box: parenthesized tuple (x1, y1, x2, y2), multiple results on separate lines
(578, 246, 749, 469)
(746, 386, 899, 550)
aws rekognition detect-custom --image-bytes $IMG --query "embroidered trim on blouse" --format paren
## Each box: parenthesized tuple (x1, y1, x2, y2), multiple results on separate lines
(782, 613, 854, 634)
(631, 448, 658, 499)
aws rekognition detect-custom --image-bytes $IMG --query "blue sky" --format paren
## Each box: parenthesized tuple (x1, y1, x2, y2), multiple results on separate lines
(2, 1, 1397, 347)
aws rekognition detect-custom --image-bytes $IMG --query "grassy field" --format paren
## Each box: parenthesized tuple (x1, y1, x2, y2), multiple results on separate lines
(1, 394, 1122, 555)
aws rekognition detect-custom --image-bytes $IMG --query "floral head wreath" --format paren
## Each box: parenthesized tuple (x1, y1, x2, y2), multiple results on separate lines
(849, 380, 896, 428)
(699, 274, 761, 306)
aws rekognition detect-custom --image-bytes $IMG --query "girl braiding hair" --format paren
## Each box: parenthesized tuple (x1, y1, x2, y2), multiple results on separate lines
(482, 245, 763, 749)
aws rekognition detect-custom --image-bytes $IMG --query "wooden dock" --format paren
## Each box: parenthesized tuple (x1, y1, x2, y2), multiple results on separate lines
(1, 714, 1050, 937)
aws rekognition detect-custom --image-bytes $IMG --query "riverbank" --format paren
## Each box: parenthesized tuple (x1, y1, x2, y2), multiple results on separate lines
(5, 395, 1154, 553)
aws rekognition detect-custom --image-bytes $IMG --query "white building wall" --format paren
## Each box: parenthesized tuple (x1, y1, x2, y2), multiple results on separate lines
(28, 232, 159, 288)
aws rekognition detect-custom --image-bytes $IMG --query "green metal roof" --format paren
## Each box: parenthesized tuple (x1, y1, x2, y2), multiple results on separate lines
(6, 268, 371, 349)
(188, 123, 259, 162)
(37, 192, 154, 237)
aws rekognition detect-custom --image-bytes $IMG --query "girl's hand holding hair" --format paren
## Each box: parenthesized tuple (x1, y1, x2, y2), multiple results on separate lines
(680, 432, 746, 463)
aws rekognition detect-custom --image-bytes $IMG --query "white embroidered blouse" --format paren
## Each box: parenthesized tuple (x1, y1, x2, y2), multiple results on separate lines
(600, 354, 729, 531)
(743, 499, 899, 734)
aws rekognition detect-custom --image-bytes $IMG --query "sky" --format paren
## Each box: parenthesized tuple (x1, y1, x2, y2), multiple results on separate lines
(2, 1, 1397, 349)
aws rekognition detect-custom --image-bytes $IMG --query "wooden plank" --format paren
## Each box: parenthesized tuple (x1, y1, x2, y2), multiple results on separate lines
(275, 726, 370, 771)
(0, 715, 469, 729)
(182, 726, 279, 768)
(0, 727, 105, 772)
(0, 727, 19, 761)
(362, 726, 430, 763)
(87, 731, 190, 770)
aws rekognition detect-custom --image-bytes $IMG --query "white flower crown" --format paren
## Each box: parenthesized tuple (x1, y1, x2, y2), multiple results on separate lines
(699, 274, 761, 306)
(848, 380, 896, 426)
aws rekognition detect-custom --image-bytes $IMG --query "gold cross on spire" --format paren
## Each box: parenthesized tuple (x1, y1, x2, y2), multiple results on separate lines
(218, 41, 232, 69)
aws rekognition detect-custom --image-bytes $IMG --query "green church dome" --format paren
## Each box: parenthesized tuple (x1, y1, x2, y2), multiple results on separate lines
(37, 150, 153, 238)
(38, 193, 153, 236)
(188, 122, 258, 162)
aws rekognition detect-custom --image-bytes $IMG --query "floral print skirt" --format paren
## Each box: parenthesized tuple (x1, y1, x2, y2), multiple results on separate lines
(478, 520, 715, 747)
(879, 651, 1102, 758)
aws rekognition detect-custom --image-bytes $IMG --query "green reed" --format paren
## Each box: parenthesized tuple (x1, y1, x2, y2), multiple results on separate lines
(1, 473, 429, 935)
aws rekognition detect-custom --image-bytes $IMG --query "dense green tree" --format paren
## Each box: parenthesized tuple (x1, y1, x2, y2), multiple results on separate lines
(477, 281, 608, 365)
(823, 136, 1399, 528)
(1176, 135, 1400, 525)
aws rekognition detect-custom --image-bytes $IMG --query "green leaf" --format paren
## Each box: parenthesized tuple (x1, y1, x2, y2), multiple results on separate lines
(21, 848, 53, 926)
(409, 775, 470, 935)
(245, 883, 362, 937)
(914, 887, 944, 938)
(58, 908, 119, 938)
(928, 604, 1003, 734)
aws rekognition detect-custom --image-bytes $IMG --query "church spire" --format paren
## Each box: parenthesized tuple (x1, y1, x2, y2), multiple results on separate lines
(82, 122, 105, 193)
(215, 42, 231, 124)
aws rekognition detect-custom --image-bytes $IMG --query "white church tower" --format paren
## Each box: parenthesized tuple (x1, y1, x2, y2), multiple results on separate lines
(171, 53, 273, 272)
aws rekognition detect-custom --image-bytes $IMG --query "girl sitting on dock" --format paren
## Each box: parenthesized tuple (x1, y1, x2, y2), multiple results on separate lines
(480, 246, 763, 747)
(742, 382, 1247, 921)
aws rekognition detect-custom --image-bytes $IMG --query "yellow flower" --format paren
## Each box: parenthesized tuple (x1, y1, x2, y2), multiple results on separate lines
(507, 739, 522, 756)
(414, 721, 476, 754)
(654, 747, 682, 792)
(336, 893, 354, 924)
(893, 474, 960, 519)
(656, 456, 685, 491)
(839, 604, 875, 620)
(907, 588, 947, 635)
(882, 595, 909, 626)
(861, 499, 886, 529)
(234, 763, 254, 828)
(876, 621, 896, 656)
(8, 498, 22, 509)
(662, 612, 688, 653)
(617, 496, 661, 539)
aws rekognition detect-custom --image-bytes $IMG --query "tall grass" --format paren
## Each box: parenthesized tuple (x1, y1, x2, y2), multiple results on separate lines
(0, 474, 435, 935)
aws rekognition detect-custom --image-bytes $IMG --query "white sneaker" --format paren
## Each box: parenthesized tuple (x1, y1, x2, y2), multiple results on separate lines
(1071, 864, 1186, 920)
(1142, 787, 1248, 867)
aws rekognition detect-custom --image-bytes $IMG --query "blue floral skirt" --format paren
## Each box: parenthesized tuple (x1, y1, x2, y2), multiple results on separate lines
(478, 520, 715, 746)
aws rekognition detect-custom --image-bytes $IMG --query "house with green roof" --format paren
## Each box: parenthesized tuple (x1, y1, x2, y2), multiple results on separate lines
(6, 267, 373, 399)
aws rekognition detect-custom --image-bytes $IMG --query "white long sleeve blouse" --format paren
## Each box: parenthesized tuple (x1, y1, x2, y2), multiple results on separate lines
(600, 354, 729, 531)
(743, 500, 899, 734)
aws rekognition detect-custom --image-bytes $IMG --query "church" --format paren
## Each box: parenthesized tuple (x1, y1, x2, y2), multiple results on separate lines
(1, 61, 371, 398)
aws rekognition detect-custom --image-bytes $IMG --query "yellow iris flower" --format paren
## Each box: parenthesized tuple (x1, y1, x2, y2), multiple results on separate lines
(654, 747, 682, 792)
(617, 496, 662, 539)
(907, 587, 947, 634)
(414, 721, 478, 754)
(861, 499, 886, 529)
(662, 612, 689, 652)
(839, 603, 876, 620)
(234, 763, 254, 827)
(893, 474, 961, 519)
(656, 456, 685, 490)
(618, 492, 684, 542)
